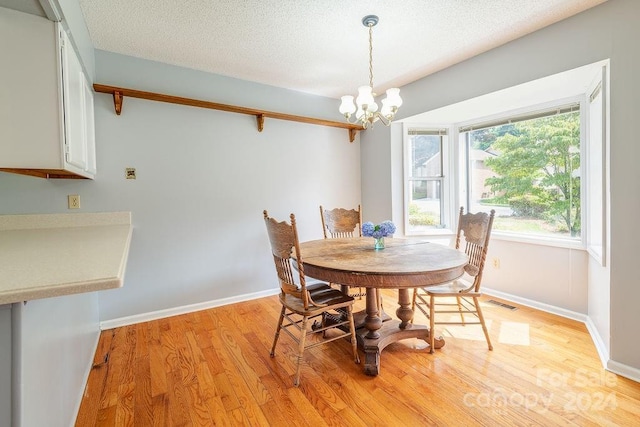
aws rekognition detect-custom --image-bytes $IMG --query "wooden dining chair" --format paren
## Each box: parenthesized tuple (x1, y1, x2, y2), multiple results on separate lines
(319, 205, 367, 298)
(411, 207, 495, 353)
(263, 210, 360, 386)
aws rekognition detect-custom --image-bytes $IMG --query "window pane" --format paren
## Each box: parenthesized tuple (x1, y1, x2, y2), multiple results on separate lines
(408, 180, 442, 230)
(467, 111, 581, 239)
(410, 135, 442, 177)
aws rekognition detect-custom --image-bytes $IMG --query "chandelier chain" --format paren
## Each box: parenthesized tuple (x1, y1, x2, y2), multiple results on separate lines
(368, 22, 374, 90)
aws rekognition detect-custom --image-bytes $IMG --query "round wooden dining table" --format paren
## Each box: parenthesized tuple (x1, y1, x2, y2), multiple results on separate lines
(299, 237, 469, 376)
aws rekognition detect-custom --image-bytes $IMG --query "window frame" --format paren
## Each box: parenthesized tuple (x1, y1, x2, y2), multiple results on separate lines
(585, 66, 608, 265)
(456, 95, 587, 248)
(402, 124, 455, 236)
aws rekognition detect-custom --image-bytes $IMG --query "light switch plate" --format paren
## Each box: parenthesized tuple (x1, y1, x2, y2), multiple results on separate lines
(126, 168, 136, 179)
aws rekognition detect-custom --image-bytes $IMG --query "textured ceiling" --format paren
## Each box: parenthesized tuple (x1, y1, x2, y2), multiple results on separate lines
(78, 0, 607, 99)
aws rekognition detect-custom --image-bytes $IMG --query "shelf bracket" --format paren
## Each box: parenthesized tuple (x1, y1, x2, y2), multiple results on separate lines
(113, 90, 123, 116)
(349, 128, 357, 143)
(93, 84, 363, 142)
(256, 114, 265, 132)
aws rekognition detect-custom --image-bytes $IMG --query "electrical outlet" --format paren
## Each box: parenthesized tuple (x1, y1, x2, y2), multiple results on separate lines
(492, 257, 500, 269)
(68, 194, 80, 209)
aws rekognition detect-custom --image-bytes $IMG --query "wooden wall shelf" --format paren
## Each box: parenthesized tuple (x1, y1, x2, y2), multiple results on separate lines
(93, 84, 363, 142)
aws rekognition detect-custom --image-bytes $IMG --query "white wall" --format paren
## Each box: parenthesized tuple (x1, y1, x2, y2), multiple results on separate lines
(0, 305, 11, 427)
(15, 293, 100, 427)
(94, 52, 361, 321)
(482, 240, 589, 313)
(361, 124, 394, 223)
(605, 0, 639, 374)
(361, 0, 638, 374)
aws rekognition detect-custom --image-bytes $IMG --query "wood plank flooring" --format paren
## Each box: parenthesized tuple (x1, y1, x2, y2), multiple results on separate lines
(75, 292, 640, 426)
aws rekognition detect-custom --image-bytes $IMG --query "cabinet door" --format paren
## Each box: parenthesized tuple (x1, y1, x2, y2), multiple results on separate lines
(60, 29, 87, 171)
(0, 8, 62, 169)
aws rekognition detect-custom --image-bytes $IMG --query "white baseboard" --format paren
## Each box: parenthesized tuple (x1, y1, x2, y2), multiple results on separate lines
(584, 315, 610, 368)
(99, 288, 280, 330)
(482, 287, 588, 322)
(607, 360, 640, 383)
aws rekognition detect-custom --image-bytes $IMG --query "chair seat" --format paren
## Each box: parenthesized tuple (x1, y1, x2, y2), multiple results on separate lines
(282, 288, 354, 315)
(308, 287, 355, 305)
(306, 282, 332, 293)
(426, 278, 474, 295)
(308, 282, 354, 306)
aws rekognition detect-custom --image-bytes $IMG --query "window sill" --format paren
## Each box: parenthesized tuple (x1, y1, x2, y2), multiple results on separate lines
(491, 231, 585, 250)
(404, 229, 585, 250)
(404, 228, 455, 238)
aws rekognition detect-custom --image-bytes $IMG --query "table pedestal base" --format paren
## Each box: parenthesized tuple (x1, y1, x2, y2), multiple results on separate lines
(356, 320, 445, 376)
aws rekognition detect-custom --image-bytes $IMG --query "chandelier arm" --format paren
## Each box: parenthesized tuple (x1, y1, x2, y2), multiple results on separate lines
(343, 114, 359, 125)
(375, 112, 391, 127)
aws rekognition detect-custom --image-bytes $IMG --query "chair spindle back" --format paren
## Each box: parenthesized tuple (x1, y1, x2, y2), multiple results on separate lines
(263, 210, 311, 308)
(454, 207, 495, 292)
(320, 205, 362, 239)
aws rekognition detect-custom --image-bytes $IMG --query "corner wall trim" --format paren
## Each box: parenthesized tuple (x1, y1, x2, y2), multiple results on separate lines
(38, 0, 62, 21)
(93, 84, 363, 142)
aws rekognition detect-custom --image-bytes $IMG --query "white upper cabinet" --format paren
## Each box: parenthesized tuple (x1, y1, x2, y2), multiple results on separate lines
(60, 28, 96, 176)
(0, 7, 96, 179)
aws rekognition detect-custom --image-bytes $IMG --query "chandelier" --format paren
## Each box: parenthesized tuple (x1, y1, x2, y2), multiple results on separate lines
(339, 15, 402, 129)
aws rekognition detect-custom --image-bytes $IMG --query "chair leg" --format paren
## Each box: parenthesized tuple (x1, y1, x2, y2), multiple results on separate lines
(456, 296, 465, 324)
(270, 306, 286, 357)
(429, 295, 436, 354)
(293, 316, 309, 387)
(410, 288, 417, 324)
(474, 297, 493, 351)
(346, 306, 360, 364)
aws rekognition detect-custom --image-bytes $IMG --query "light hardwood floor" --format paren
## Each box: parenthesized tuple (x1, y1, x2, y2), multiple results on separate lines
(76, 291, 640, 426)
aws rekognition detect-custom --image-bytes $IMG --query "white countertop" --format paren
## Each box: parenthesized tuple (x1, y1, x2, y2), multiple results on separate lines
(0, 212, 133, 304)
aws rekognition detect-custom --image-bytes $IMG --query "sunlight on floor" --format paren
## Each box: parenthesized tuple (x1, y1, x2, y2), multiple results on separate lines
(441, 320, 493, 341)
(498, 321, 530, 346)
(438, 318, 531, 346)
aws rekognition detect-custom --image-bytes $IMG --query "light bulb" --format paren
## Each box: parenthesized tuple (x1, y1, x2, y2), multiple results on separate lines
(339, 95, 356, 115)
(356, 86, 375, 110)
(381, 98, 392, 117)
(384, 88, 402, 108)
